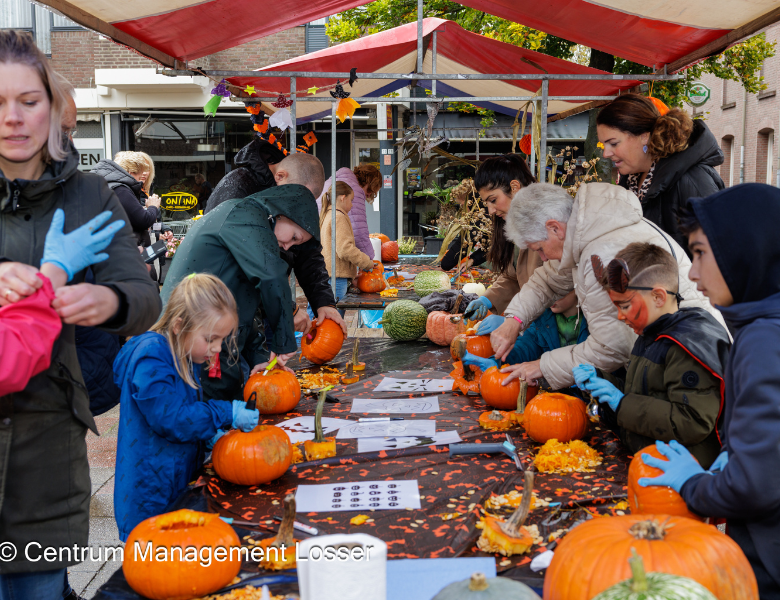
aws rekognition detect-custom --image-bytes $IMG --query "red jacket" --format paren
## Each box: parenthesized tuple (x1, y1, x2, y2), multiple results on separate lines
(0, 274, 62, 397)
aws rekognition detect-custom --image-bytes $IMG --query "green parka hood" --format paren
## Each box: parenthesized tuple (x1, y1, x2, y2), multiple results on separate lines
(0, 144, 80, 212)
(246, 183, 320, 243)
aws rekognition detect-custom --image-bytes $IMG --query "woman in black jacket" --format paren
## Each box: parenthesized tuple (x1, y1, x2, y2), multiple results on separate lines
(597, 94, 724, 251)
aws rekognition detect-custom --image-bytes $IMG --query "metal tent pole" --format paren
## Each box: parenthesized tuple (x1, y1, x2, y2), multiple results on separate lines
(289, 76, 297, 301)
(431, 31, 437, 97)
(540, 79, 549, 181)
(331, 102, 337, 294)
(417, 0, 423, 74)
(530, 106, 535, 176)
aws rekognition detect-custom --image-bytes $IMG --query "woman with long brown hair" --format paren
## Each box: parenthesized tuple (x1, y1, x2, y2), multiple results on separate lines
(597, 94, 724, 250)
(465, 154, 542, 321)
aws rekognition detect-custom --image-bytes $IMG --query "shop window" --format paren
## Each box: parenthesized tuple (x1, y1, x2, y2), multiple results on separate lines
(756, 129, 774, 185)
(720, 136, 734, 187)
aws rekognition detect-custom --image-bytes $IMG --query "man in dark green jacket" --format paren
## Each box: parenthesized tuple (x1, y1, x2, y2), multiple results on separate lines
(161, 183, 322, 400)
(573, 242, 730, 468)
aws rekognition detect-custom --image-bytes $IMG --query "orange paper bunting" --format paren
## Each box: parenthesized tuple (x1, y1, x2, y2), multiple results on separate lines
(336, 98, 361, 123)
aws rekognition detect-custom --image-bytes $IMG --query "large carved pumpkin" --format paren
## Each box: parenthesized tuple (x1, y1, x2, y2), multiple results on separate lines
(301, 318, 344, 365)
(381, 241, 399, 262)
(212, 425, 292, 485)
(449, 333, 493, 361)
(123, 509, 241, 600)
(370, 233, 390, 244)
(523, 392, 588, 443)
(479, 366, 538, 410)
(426, 311, 466, 346)
(627, 445, 705, 521)
(355, 260, 386, 293)
(243, 369, 301, 414)
(544, 515, 758, 600)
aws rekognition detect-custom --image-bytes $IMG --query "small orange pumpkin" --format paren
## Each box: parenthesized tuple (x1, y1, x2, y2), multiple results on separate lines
(258, 494, 299, 571)
(123, 509, 241, 600)
(301, 318, 345, 365)
(449, 333, 493, 360)
(523, 392, 588, 443)
(212, 425, 292, 485)
(478, 409, 513, 430)
(370, 233, 390, 244)
(627, 445, 705, 521)
(355, 260, 386, 293)
(381, 241, 399, 262)
(243, 369, 301, 414)
(387, 269, 405, 286)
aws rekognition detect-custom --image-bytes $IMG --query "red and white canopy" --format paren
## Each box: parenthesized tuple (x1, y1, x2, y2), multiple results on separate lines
(39, 0, 780, 69)
(228, 19, 639, 123)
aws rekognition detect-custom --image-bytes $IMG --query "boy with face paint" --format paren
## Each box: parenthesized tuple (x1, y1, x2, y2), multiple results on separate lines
(638, 184, 780, 596)
(572, 242, 730, 469)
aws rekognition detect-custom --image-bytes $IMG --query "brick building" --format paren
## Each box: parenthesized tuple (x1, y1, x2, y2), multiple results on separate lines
(693, 25, 780, 187)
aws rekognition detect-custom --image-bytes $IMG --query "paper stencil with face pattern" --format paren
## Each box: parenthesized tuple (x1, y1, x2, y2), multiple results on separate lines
(372, 378, 454, 394)
(350, 397, 440, 414)
(335, 420, 437, 439)
(275, 416, 351, 444)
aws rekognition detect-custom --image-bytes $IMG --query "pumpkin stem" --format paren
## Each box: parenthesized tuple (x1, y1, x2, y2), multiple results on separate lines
(314, 389, 327, 443)
(628, 548, 648, 593)
(503, 469, 535, 534)
(451, 293, 463, 315)
(468, 573, 489, 592)
(453, 338, 474, 381)
(628, 518, 669, 541)
(516, 379, 528, 414)
(488, 410, 504, 421)
(274, 494, 296, 548)
(352, 338, 360, 366)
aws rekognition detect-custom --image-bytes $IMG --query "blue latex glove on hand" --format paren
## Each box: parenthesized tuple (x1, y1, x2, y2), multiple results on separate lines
(584, 377, 624, 412)
(475, 314, 505, 335)
(462, 352, 499, 371)
(231, 400, 259, 432)
(362, 266, 375, 272)
(206, 429, 226, 450)
(572, 364, 597, 391)
(466, 296, 492, 320)
(638, 440, 706, 493)
(709, 451, 729, 473)
(42, 209, 125, 281)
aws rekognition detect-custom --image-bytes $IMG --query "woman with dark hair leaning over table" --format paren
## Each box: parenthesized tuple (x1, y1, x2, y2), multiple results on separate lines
(464, 154, 543, 321)
(597, 93, 724, 252)
(0, 30, 161, 600)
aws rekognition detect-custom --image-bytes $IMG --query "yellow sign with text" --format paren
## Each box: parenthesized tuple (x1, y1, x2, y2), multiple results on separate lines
(161, 192, 198, 211)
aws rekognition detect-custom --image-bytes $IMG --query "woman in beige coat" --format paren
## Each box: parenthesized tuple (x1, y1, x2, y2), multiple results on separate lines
(490, 182, 724, 390)
(315, 181, 374, 317)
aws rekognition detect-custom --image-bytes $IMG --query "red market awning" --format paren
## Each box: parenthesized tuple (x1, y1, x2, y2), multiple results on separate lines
(228, 19, 639, 123)
(38, 0, 780, 69)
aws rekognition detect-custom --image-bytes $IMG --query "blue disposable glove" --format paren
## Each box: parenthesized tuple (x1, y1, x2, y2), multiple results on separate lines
(638, 440, 706, 493)
(584, 377, 624, 412)
(466, 296, 492, 320)
(572, 364, 597, 391)
(475, 314, 505, 335)
(708, 450, 729, 473)
(206, 429, 226, 450)
(232, 400, 259, 432)
(462, 352, 499, 371)
(42, 209, 125, 281)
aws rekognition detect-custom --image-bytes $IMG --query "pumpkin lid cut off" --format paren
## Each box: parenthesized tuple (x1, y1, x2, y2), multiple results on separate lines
(258, 494, 299, 571)
(350, 338, 366, 371)
(477, 470, 536, 556)
(304, 387, 337, 461)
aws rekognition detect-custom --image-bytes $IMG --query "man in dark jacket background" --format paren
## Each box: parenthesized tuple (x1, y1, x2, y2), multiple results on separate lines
(205, 138, 345, 337)
(639, 183, 780, 597)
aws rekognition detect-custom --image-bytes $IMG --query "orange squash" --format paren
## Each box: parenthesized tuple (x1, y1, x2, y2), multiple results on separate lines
(123, 509, 241, 600)
(543, 515, 758, 600)
(258, 494, 299, 571)
(478, 409, 513, 430)
(381, 241, 399, 262)
(355, 260, 386, 293)
(627, 445, 705, 521)
(370, 233, 390, 244)
(212, 425, 292, 485)
(243, 368, 301, 414)
(301, 318, 344, 365)
(449, 333, 493, 361)
(523, 392, 588, 443)
(426, 311, 466, 346)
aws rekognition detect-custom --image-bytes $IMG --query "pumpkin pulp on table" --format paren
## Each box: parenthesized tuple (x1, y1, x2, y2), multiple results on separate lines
(304, 388, 337, 461)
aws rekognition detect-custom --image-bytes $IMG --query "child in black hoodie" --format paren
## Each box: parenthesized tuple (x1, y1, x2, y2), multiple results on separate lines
(639, 183, 780, 597)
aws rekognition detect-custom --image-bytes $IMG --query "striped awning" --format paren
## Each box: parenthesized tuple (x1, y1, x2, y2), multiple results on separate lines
(37, 0, 780, 69)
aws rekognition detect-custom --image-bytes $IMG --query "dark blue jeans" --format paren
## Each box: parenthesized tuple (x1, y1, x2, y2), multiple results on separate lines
(0, 568, 69, 600)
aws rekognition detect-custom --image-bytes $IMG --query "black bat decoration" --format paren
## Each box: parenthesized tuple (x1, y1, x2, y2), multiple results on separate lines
(349, 68, 359, 87)
(329, 80, 351, 99)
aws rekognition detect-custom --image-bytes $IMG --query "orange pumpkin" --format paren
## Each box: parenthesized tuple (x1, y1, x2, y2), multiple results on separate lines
(243, 369, 301, 414)
(370, 233, 391, 244)
(478, 409, 513, 430)
(449, 333, 493, 361)
(258, 494, 299, 571)
(301, 318, 344, 365)
(543, 515, 758, 600)
(627, 445, 705, 521)
(480, 366, 516, 409)
(426, 311, 466, 346)
(450, 361, 482, 395)
(381, 241, 399, 262)
(123, 509, 241, 600)
(387, 269, 405, 286)
(212, 425, 292, 485)
(523, 392, 588, 443)
(355, 260, 386, 293)
(519, 134, 533, 156)
(648, 96, 671, 116)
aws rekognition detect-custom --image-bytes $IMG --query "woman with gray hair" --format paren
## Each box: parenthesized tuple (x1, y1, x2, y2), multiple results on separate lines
(488, 182, 722, 389)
